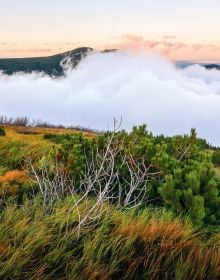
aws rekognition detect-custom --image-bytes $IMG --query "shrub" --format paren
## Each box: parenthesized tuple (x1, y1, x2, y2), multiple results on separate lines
(0, 127, 5, 137)
(39, 126, 220, 226)
(213, 149, 220, 166)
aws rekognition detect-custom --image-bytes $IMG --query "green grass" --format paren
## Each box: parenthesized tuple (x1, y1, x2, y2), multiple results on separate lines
(0, 125, 94, 170)
(0, 198, 219, 280)
(0, 124, 219, 279)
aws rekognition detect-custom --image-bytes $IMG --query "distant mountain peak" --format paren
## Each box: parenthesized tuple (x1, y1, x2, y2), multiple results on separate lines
(0, 47, 94, 76)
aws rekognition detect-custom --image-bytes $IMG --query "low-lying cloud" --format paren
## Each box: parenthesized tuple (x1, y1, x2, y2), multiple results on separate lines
(0, 49, 220, 145)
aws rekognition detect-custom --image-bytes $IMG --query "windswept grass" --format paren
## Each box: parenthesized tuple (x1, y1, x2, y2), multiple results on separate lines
(0, 198, 219, 280)
(0, 125, 94, 177)
(0, 125, 95, 205)
(0, 124, 219, 279)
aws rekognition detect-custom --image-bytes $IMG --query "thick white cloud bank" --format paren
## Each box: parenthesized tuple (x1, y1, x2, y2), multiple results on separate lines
(0, 49, 220, 145)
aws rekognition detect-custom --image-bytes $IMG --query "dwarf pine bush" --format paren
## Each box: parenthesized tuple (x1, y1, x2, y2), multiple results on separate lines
(0, 127, 5, 137)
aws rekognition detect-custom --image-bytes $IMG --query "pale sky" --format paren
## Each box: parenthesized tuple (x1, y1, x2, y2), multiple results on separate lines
(0, 0, 220, 60)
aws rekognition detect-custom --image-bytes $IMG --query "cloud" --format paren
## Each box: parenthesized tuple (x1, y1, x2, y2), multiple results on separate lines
(117, 34, 158, 48)
(43, 42, 81, 47)
(1, 48, 52, 53)
(0, 49, 220, 145)
(0, 42, 17, 46)
(107, 34, 220, 61)
(192, 43, 220, 54)
(192, 44, 203, 52)
(1, 42, 9, 46)
(108, 34, 187, 55)
(62, 42, 77, 46)
(163, 35, 176, 40)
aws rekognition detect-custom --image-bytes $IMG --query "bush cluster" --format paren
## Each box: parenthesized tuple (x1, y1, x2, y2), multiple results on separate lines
(43, 126, 220, 226)
(0, 127, 5, 137)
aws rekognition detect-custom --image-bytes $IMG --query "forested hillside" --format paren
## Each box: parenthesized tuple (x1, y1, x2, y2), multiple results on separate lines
(0, 47, 92, 76)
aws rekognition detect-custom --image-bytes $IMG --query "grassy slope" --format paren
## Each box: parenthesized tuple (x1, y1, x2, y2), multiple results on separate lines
(0, 125, 94, 182)
(0, 125, 219, 279)
(1, 125, 94, 142)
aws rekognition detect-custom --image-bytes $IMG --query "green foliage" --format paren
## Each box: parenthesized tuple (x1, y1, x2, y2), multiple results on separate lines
(1, 125, 220, 227)
(44, 126, 220, 226)
(213, 148, 220, 166)
(44, 133, 93, 180)
(0, 198, 219, 280)
(159, 151, 220, 225)
(0, 124, 220, 278)
(0, 139, 28, 170)
(0, 127, 5, 137)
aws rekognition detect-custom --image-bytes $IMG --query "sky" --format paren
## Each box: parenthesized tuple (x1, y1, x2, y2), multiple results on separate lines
(0, 0, 220, 61)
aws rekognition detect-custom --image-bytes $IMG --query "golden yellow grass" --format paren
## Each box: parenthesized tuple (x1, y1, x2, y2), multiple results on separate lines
(1, 125, 95, 143)
(0, 125, 95, 189)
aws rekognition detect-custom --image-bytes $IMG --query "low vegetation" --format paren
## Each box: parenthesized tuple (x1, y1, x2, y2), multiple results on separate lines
(0, 120, 219, 279)
(0, 199, 219, 280)
(0, 115, 99, 134)
(0, 127, 5, 137)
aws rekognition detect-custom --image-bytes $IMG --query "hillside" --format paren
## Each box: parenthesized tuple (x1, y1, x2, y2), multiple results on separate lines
(0, 47, 93, 76)
(0, 123, 220, 279)
(1, 48, 220, 76)
(203, 64, 220, 70)
(0, 124, 95, 176)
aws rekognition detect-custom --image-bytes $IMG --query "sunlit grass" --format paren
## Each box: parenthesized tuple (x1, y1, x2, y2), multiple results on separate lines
(0, 125, 219, 279)
(0, 198, 219, 279)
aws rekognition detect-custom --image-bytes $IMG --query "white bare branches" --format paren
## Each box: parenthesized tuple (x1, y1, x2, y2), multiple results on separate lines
(27, 122, 161, 234)
(27, 159, 71, 206)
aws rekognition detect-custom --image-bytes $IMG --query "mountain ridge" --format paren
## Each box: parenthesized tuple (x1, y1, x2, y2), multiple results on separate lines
(0, 47, 219, 76)
(0, 47, 93, 76)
